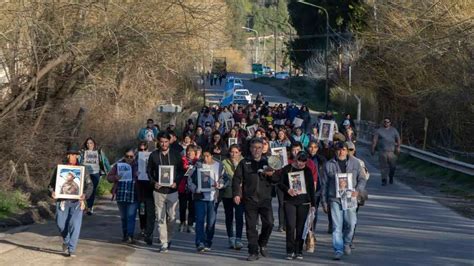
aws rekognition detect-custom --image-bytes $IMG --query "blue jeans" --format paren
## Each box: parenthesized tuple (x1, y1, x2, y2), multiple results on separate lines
(330, 201, 357, 254)
(194, 200, 216, 247)
(117, 201, 139, 237)
(87, 173, 100, 209)
(56, 200, 83, 253)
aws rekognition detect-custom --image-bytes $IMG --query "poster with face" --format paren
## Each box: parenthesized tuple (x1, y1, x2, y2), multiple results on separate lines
(159, 165, 174, 186)
(246, 124, 258, 137)
(228, 138, 238, 147)
(83, 150, 99, 165)
(117, 162, 133, 182)
(335, 173, 353, 198)
(197, 168, 214, 192)
(271, 147, 288, 166)
(293, 117, 304, 128)
(288, 171, 307, 194)
(318, 119, 335, 141)
(55, 165, 85, 199)
(138, 152, 151, 181)
(225, 119, 235, 131)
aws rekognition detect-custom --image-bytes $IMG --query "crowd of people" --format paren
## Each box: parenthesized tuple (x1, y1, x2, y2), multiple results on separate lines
(48, 94, 402, 261)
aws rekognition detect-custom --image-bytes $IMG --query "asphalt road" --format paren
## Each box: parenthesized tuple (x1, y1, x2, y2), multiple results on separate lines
(1, 75, 473, 265)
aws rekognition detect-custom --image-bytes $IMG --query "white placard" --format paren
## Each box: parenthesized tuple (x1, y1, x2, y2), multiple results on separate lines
(318, 119, 335, 141)
(246, 124, 258, 137)
(228, 137, 238, 147)
(117, 163, 133, 182)
(293, 117, 304, 128)
(158, 165, 174, 186)
(83, 150, 99, 165)
(138, 152, 151, 181)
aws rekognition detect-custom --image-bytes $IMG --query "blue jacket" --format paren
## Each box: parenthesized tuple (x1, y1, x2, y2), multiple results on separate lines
(137, 127, 159, 141)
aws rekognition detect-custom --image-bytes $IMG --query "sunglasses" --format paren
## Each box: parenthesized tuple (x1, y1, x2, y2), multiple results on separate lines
(125, 155, 134, 159)
(349, 149, 355, 151)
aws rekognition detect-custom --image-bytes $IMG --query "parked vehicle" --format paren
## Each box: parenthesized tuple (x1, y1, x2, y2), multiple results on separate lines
(275, 71, 289, 80)
(232, 89, 252, 105)
(252, 63, 264, 77)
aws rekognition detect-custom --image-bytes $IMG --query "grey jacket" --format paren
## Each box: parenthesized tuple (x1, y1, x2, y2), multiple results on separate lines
(322, 155, 367, 205)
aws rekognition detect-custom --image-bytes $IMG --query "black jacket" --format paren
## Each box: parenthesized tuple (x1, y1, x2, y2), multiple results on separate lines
(276, 164, 316, 207)
(147, 148, 184, 194)
(232, 157, 280, 203)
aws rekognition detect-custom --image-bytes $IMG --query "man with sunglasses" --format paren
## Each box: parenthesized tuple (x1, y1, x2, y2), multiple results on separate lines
(371, 117, 401, 185)
(322, 142, 367, 260)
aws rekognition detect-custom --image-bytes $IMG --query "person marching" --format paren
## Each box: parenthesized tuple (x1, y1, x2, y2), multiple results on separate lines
(322, 142, 367, 260)
(188, 148, 225, 252)
(48, 144, 93, 257)
(80, 137, 111, 216)
(233, 138, 280, 261)
(219, 144, 245, 250)
(178, 144, 198, 233)
(147, 132, 184, 252)
(107, 148, 139, 244)
(276, 151, 316, 260)
(371, 117, 401, 185)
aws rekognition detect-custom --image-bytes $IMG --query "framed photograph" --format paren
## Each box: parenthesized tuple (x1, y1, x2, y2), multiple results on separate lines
(117, 162, 133, 182)
(158, 165, 174, 186)
(197, 168, 214, 192)
(54, 164, 85, 199)
(288, 171, 307, 195)
(293, 117, 304, 128)
(335, 173, 353, 198)
(225, 118, 235, 130)
(318, 119, 335, 141)
(271, 147, 288, 166)
(228, 137, 238, 147)
(138, 152, 151, 181)
(246, 124, 258, 137)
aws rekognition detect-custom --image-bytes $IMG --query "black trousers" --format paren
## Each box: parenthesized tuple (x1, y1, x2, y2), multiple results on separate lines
(178, 192, 195, 225)
(276, 187, 285, 227)
(219, 198, 244, 239)
(284, 202, 310, 254)
(244, 199, 274, 255)
(139, 197, 155, 238)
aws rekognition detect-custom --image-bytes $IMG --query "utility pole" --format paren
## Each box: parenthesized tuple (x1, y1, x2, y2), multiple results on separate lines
(274, 25, 277, 73)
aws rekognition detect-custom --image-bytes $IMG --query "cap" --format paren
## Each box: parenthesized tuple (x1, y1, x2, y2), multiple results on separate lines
(346, 141, 355, 150)
(66, 144, 80, 154)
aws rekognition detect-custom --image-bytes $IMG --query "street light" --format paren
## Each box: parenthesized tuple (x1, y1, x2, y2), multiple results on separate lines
(242, 27, 259, 64)
(297, 0, 330, 112)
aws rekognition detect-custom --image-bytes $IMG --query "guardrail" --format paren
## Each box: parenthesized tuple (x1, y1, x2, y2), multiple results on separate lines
(355, 120, 474, 176)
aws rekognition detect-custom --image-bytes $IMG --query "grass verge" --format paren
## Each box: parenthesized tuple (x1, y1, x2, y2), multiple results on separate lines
(0, 190, 30, 219)
(97, 177, 113, 197)
(253, 77, 326, 111)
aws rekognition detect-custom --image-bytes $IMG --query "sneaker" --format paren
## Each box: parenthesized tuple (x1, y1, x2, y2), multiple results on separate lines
(66, 250, 76, 258)
(187, 225, 195, 233)
(228, 237, 236, 249)
(144, 237, 153, 246)
(140, 230, 146, 238)
(295, 253, 303, 260)
(234, 239, 243, 250)
(87, 207, 93, 216)
(259, 246, 269, 257)
(197, 243, 205, 252)
(160, 243, 169, 253)
(179, 223, 185, 232)
(344, 245, 352, 255)
(350, 242, 356, 249)
(203, 246, 211, 252)
(333, 252, 343, 260)
(127, 237, 136, 245)
(286, 253, 295, 260)
(247, 254, 259, 261)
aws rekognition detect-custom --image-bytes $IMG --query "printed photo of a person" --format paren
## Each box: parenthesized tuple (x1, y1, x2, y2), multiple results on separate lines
(291, 174, 302, 192)
(338, 176, 349, 198)
(322, 123, 330, 139)
(201, 172, 211, 189)
(60, 171, 80, 195)
(161, 170, 171, 185)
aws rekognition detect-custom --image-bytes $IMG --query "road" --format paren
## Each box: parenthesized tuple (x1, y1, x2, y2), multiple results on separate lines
(1, 74, 473, 265)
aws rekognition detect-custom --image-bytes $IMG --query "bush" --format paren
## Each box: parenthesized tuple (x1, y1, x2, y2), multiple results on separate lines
(96, 177, 113, 197)
(0, 190, 30, 218)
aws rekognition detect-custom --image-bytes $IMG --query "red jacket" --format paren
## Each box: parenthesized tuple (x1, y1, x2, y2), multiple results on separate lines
(178, 156, 198, 193)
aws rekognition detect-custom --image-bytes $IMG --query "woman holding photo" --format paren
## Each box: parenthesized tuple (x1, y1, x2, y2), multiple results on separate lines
(276, 151, 316, 260)
(80, 137, 111, 215)
(178, 144, 199, 233)
(188, 149, 224, 252)
(218, 144, 244, 250)
(107, 148, 139, 244)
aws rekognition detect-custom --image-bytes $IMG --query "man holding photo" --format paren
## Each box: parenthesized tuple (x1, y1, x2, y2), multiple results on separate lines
(322, 142, 367, 260)
(147, 132, 184, 252)
(233, 138, 280, 261)
(48, 144, 93, 257)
